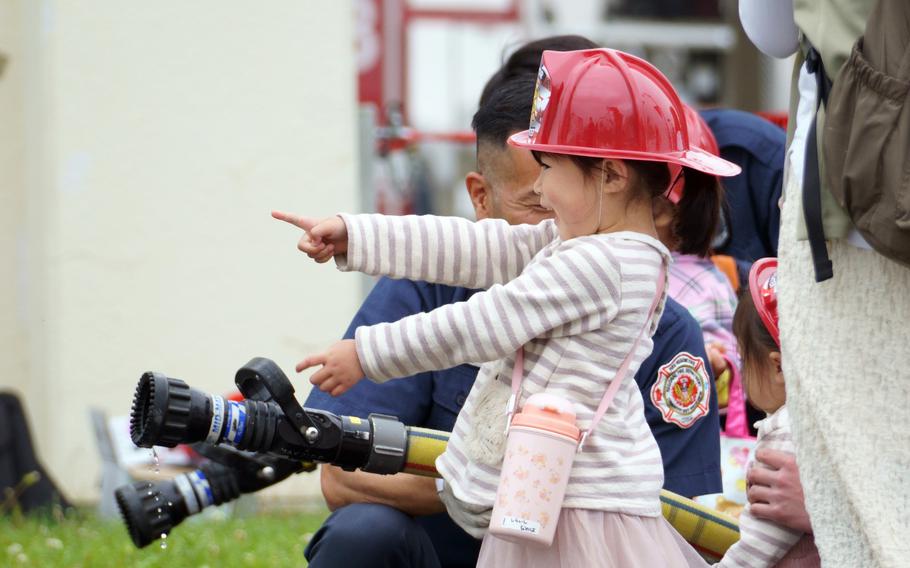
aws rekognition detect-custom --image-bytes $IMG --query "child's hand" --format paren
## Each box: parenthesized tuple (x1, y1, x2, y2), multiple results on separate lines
(706, 342, 729, 376)
(271, 211, 348, 263)
(296, 339, 365, 397)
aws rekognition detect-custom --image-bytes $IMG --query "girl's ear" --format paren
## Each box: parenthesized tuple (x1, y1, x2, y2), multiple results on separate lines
(601, 159, 630, 194)
(768, 351, 784, 385)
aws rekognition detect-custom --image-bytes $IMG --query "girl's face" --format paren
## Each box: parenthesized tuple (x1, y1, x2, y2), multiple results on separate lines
(533, 155, 599, 239)
(742, 351, 786, 414)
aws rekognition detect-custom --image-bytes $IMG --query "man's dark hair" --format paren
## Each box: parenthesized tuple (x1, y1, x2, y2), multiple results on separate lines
(472, 35, 599, 149)
(471, 73, 538, 149)
(478, 35, 599, 107)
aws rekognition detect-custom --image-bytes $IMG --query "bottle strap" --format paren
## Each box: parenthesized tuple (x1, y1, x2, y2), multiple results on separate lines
(504, 347, 523, 433)
(506, 261, 667, 450)
(579, 262, 666, 450)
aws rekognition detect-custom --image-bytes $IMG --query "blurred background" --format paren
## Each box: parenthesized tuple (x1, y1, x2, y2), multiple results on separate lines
(0, 0, 790, 510)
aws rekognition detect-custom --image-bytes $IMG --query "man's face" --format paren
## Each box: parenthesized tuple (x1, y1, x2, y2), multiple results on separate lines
(472, 141, 551, 226)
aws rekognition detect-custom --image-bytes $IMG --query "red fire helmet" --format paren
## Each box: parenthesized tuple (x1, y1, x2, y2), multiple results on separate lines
(509, 49, 741, 179)
(665, 104, 724, 203)
(749, 257, 780, 347)
(684, 105, 720, 157)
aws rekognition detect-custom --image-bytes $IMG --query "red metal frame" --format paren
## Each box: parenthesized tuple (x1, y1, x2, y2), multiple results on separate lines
(405, 3, 520, 23)
(401, 2, 521, 120)
(358, 0, 521, 124)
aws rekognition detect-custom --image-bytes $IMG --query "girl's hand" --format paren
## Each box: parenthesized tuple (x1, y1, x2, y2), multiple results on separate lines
(706, 342, 729, 376)
(271, 211, 348, 263)
(296, 339, 365, 397)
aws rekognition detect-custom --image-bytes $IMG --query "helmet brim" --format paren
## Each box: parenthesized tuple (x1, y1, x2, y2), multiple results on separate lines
(508, 130, 742, 178)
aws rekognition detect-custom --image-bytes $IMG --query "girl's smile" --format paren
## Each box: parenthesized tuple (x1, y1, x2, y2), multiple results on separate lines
(533, 155, 658, 241)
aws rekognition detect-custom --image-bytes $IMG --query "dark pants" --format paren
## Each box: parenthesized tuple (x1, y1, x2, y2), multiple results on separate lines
(304, 503, 481, 568)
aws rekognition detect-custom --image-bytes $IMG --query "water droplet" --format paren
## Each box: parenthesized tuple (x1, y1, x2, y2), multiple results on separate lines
(160, 532, 168, 550)
(167, 502, 173, 507)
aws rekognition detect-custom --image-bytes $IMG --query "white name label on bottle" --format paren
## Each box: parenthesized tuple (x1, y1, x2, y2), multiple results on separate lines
(500, 516, 541, 535)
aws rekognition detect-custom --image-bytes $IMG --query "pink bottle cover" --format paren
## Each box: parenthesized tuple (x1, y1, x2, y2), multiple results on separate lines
(490, 393, 580, 546)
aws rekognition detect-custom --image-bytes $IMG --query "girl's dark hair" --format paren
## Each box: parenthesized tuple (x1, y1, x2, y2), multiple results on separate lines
(674, 168, 723, 257)
(732, 288, 779, 374)
(531, 152, 722, 256)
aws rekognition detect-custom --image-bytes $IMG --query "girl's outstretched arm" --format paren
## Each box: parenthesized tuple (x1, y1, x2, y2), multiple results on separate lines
(354, 237, 626, 382)
(336, 214, 557, 289)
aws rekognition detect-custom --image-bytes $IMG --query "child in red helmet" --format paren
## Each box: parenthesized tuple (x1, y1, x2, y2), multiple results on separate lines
(713, 259, 820, 567)
(658, 106, 749, 437)
(274, 48, 739, 567)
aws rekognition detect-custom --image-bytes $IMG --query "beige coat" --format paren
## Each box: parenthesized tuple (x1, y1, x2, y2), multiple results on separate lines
(778, 155, 910, 567)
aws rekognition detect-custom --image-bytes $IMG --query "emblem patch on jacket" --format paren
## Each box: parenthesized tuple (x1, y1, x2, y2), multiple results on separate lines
(651, 352, 710, 428)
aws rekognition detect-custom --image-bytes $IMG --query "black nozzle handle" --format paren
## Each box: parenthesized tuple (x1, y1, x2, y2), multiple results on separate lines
(235, 357, 318, 439)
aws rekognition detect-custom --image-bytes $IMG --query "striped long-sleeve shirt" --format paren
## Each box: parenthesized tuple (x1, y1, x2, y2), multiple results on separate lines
(715, 406, 817, 567)
(336, 214, 672, 516)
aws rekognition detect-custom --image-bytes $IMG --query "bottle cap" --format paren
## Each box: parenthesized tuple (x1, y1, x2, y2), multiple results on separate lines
(510, 393, 580, 440)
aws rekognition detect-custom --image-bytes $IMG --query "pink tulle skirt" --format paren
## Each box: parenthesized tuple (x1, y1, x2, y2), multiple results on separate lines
(478, 509, 708, 568)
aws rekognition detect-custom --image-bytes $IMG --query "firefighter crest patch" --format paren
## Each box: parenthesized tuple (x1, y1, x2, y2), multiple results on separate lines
(651, 352, 710, 428)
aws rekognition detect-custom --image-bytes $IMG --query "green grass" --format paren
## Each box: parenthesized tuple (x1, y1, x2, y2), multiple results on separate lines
(0, 507, 330, 567)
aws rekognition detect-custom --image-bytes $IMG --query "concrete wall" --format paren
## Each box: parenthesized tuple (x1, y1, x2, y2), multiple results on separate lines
(0, 0, 359, 503)
(0, 8, 22, 367)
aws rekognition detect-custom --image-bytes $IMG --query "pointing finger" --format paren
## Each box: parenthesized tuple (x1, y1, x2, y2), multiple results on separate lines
(296, 354, 327, 373)
(272, 210, 319, 232)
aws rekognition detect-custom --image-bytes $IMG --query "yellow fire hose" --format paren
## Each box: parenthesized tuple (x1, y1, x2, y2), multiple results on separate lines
(403, 425, 739, 561)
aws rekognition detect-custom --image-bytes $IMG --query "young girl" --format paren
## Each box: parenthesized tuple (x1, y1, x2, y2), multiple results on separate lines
(656, 106, 749, 435)
(714, 258, 820, 567)
(275, 49, 739, 567)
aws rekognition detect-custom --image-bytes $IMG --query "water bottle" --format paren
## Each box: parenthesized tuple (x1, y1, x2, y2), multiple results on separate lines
(489, 393, 579, 547)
